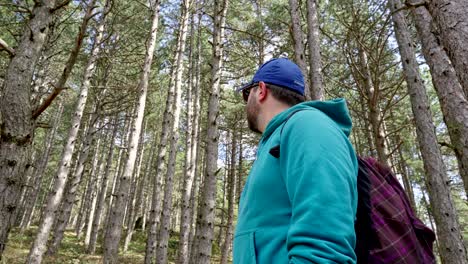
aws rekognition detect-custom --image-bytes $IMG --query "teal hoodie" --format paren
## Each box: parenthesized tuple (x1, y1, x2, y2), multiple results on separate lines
(233, 98, 358, 264)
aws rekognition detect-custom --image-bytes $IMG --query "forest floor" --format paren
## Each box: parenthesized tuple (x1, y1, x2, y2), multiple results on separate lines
(3, 227, 226, 263)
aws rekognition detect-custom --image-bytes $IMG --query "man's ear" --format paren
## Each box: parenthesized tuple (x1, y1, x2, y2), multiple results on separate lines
(258, 81, 268, 102)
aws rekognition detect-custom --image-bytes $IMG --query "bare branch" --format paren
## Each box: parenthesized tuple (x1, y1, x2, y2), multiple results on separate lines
(0, 38, 15, 56)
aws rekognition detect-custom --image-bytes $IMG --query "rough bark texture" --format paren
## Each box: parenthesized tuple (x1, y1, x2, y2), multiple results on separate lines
(410, 2, 468, 201)
(177, 10, 198, 264)
(427, 0, 468, 98)
(103, 2, 159, 262)
(87, 116, 118, 254)
(359, 49, 389, 166)
(288, 0, 310, 100)
(19, 104, 64, 231)
(156, 1, 191, 262)
(84, 141, 106, 246)
(26, 1, 104, 261)
(220, 130, 237, 264)
(48, 114, 101, 255)
(123, 125, 148, 252)
(0, 0, 57, 257)
(390, 1, 468, 263)
(32, 0, 97, 119)
(306, 0, 324, 100)
(191, 0, 228, 263)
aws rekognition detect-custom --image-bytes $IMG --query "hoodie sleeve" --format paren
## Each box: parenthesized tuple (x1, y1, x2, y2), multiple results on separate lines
(279, 110, 358, 264)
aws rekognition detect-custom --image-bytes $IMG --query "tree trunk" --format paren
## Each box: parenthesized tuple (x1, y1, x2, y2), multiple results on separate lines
(177, 9, 199, 264)
(220, 129, 237, 264)
(389, 1, 468, 262)
(191, 0, 228, 262)
(123, 126, 151, 252)
(26, 1, 105, 261)
(396, 135, 417, 212)
(156, 2, 192, 262)
(0, 0, 59, 257)
(359, 49, 389, 166)
(123, 123, 146, 241)
(306, 0, 324, 100)
(87, 116, 119, 254)
(236, 129, 244, 205)
(410, 2, 468, 201)
(288, 0, 310, 100)
(426, 0, 468, 98)
(103, 2, 160, 262)
(48, 114, 101, 255)
(20, 103, 64, 232)
(84, 133, 107, 247)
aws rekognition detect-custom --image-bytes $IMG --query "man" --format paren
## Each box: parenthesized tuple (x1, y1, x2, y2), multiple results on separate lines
(233, 58, 358, 263)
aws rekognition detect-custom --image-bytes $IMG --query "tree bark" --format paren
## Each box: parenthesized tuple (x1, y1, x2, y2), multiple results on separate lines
(156, 1, 192, 262)
(103, 2, 160, 262)
(191, 0, 228, 262)
(177, 9, 199, 264)
(426, 0, 468, 98)
(306, 0, 324, 100)
(48, 113, 101, 255)
(288, 0, 310, 100)
(410, 2, 468, 201)
(32, 0, 99, 119)
(87, 116, 119, 254)
(84, 139, 106, 246)
(390, 1, 468, 262)
(19, 103, 64, 232)
(26, 0, 106, 261)
(220, 129, 237, 264)
(0, 0, 59, 257)
(123, 125, 150, 252)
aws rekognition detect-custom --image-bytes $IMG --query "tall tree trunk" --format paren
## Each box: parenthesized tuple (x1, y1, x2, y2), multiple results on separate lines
(87, 116, 119, 254)
(103, 2, 160, 262)
(48, 113, 101, 255)
(396, 135, 417, 212)
(288, 0, 310, 100)
(177, 9, 199, 264)
(236, 129, 243, 205)
(32, 0, 98, 119)
(220, 129, 237, 264)
(358, 49, 389, 166)
(191, 0, 228, 262)
(410, 2, 468, 201)
(0, 0, 60, 257)
(103, 111, 132, 234)
(426, 0, 468, 97)
(26, 1, 105, 261)
(156, 1, 192, 262)
(389, 1, 468, 262)
(123, 126, 151, 252)
(123, 123, 146, 240)
(20, 103, 64, 232)
(306, 0, 324, 100)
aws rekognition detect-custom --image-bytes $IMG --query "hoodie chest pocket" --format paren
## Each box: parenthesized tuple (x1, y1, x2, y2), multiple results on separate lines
(233, 231, 257, 264)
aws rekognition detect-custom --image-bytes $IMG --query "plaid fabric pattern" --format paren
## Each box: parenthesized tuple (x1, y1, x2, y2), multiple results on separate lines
(355, 157, 436, 264)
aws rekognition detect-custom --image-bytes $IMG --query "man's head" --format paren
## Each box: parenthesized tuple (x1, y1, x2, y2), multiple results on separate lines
(238, 58, 306, 133)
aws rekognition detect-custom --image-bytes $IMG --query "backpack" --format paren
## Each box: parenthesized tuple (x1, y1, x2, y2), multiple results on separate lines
(272, 109, 436, 264)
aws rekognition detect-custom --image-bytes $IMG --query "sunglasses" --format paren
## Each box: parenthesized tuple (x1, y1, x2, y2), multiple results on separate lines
(242, 83, 258, 102)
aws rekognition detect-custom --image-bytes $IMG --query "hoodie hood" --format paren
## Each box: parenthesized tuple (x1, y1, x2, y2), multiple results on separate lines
(262, 98, 353, 141)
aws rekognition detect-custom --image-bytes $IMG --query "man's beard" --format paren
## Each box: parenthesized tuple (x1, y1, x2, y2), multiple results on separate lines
(246, 99, 261, 134)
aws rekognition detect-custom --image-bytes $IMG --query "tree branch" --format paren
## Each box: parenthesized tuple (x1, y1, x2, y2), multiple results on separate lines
(0, 38, 15, 56)
(51, 0, 72, 13)
(32, 85, 66, 119)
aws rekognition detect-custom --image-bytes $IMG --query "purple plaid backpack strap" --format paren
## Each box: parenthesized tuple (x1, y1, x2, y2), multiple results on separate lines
(355, 157, 436, 264)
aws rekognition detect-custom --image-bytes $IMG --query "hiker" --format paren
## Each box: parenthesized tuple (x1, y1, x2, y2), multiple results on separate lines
(233, 58, 358, 263)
